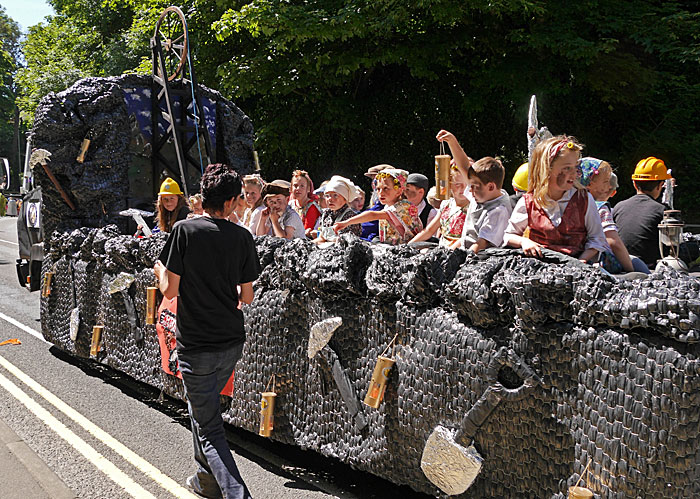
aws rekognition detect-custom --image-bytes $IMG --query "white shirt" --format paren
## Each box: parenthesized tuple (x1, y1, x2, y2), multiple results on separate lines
(243, 205, 265, 234)
(504, 189, 608, 253)
(264, 205, 305, 238)
(461, 190, 512, 248)
(416, 199, 438, 226)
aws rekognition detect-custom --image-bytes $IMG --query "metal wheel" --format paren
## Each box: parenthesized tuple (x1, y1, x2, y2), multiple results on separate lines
(154, 6, 188, 81)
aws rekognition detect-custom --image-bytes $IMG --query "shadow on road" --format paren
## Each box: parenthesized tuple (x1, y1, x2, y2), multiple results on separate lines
(48, 346, 430, 498)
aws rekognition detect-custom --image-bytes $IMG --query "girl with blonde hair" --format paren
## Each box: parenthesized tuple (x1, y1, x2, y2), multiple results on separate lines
(504, 135, 607, 263)
(241, 174, 266, 232)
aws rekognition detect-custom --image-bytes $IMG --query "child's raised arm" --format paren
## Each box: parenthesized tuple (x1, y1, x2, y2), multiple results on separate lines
(436, 130, 470, 179)
(333, 210, 387, 234)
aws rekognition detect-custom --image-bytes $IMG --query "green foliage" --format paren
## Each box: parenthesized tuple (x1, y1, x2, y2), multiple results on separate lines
(212, 0, 700, 216)
(10, 0, 700, 217)
(0, 5, 23, 186)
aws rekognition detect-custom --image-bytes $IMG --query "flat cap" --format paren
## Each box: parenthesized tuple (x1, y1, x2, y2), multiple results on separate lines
(407, 173, 430, 193)
(364, 164, 394, 178)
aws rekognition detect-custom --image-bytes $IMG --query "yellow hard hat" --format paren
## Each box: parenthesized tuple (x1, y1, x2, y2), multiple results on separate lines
(159, 177, 183, 196)
(631, 157, 671, 181)
(512, 162, 529, 192)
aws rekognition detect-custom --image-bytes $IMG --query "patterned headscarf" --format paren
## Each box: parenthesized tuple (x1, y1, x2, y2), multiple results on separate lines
(376, 168, 408, 191)
(578, 157, 603, 187)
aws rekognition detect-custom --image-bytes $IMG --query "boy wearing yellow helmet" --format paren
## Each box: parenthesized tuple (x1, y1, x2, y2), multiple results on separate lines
(612, 157, 672, 267)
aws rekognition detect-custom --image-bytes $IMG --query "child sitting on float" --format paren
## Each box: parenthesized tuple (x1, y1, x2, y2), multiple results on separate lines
(290, 169, 321, 237)
(188, 193, 203, 216)
(313, 176, 362, 243)
(154, 177, 190, 233)
(256, 180, 306, 239)
(349, 187, 365, 212)
(227, 191, 249, 227)
(333, 169, 423, 245)
(410, 166, 469, 248)
(241, 174, 265, 233)
(579, 158, 650, 274)
(503, 136, 607, 263)
(460, 157, 513, 253)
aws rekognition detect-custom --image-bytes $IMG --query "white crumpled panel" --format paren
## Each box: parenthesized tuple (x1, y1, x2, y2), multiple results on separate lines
(420, 425, 483, 496)
(307, 317, 342, 359)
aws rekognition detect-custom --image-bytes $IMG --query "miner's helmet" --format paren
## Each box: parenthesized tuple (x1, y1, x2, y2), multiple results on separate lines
(512, 162, 529, 192)
(631, 157, 671, 182)
(159, 177, 183, 196)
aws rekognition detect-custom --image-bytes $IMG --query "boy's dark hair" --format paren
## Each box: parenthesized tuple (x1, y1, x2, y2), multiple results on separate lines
(200, 163, 242, 212)
(633, 179, 664, 194)
(468, 157, 505, 189)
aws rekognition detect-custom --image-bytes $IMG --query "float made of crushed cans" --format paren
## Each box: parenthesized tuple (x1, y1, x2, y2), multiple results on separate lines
(33, 76, 700, 498)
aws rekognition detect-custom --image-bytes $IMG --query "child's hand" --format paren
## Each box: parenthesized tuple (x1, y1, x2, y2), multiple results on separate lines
(333, 221, 347, 234)
(436, 129, 457, 144)
(521, 238, 543, 258)
(153, 261, 165, 283)
(527, 126, 536, 138)
(269, 209, 280, 223)
(260, 207, 270, 218)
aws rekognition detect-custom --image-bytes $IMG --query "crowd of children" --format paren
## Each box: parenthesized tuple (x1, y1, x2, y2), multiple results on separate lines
(148, 129, 678, 275)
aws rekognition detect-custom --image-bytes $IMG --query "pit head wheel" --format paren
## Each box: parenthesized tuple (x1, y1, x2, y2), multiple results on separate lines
(154, 6, 188, 81)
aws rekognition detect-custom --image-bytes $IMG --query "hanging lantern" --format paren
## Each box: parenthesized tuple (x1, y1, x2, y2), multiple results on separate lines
(146, 287, 157, 324)
(42, 271, 54, 297)
(253, 150, 261, 171)
(568, 486, 593, 499)
(364, 355, 396, 408)
(90, 325, 104, 356)
(259, 391, 277, 437)
(434, 139, 452, 201)
(76, 138, 91, 163)
(567, 459, 594, 499)
(435, 155, 451, 201)
(259, 374, 277, 437)
(364, 334, 399, 409)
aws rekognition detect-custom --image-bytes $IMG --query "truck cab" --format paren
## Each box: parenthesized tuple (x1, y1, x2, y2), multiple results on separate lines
(16, 139, 44, 291)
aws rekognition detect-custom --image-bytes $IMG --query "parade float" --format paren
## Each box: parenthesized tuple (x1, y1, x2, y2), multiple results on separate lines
(20, 7, 700, 499)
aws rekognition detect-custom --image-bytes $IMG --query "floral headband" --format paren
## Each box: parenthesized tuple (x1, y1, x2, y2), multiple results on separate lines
(549, 137, 582, 161)
(578, 157, 603, 187)
(376, 169, 407, 191)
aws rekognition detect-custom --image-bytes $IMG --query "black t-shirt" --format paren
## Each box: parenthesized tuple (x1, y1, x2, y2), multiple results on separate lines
(612, 193, 665, 266)
(159, 216, 261, 354)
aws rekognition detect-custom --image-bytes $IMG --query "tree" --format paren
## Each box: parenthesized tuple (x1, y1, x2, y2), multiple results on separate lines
(11, 1, 700, 216)
(0, 6, 22, 189)
(212, 0, 700, 215)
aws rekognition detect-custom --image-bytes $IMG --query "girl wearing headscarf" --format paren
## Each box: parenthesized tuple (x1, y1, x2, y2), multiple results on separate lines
(290, 169, 321, 236)
(333, 169, 422, 245)
(314, 176, 362, 243)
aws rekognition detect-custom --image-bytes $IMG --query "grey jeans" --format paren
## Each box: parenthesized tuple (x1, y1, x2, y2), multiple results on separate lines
(178, 343, 250, 499)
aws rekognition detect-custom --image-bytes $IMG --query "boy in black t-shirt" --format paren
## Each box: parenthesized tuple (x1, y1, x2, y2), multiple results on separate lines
(613, 157, 671, 267)
(155, 164, 260, 499)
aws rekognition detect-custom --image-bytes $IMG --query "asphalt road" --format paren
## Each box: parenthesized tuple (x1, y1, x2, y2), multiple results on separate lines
(0, 216, 429, 499)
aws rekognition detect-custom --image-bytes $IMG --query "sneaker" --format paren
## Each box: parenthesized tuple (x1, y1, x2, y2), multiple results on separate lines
(185, 475, 223, 499)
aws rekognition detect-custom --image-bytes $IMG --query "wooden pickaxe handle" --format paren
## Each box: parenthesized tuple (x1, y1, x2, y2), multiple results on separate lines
(41, 162, 76, 211)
